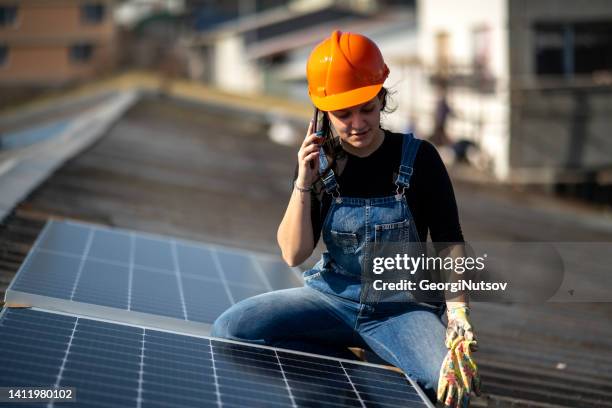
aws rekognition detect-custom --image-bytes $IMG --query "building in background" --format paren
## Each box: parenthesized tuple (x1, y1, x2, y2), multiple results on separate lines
(4, 0, 607, 191)
(417, 0, 612, 185)
(0, 0, 118, 86)
(184, 0, 417, 132)
(115, 0, 291, 75)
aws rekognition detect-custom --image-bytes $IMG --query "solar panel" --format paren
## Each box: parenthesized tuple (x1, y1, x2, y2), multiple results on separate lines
(5, 220, 302, 335)
(0, 308, 435, 408)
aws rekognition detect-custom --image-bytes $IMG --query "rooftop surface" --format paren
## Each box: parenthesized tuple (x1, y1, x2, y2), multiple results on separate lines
(1, 94, 611, 408)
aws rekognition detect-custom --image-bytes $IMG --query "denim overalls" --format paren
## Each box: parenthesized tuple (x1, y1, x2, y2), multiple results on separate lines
(305, 133, 444, 308)
(212, 133, 448, 402)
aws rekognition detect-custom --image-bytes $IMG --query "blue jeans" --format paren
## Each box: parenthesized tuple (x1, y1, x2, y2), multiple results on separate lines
(211, 286, 447, 402)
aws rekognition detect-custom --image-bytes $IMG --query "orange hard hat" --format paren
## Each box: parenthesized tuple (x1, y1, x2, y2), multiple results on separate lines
(306, 30, 389, 111)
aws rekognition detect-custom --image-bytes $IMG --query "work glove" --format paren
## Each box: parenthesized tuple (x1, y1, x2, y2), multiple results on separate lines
(437, 337, 482, 408)
(445, 305, 476, 349)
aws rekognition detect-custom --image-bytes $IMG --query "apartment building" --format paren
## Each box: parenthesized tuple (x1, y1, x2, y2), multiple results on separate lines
(418, 0, 612, 183)
(0, 0, 117, 85)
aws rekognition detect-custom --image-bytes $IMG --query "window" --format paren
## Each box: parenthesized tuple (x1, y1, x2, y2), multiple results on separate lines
(81, 4, 105, 24)
(0, 45, 8, 66)
(0, 6, 17, 26)
(574, 22, 612, 74)
(70, 43, 93, 63)
(534, 24, 565, 75)
(534, 22, 612, 77)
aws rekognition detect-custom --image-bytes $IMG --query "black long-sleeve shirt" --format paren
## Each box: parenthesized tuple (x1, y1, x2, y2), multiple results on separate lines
(293, 130, 464, 246)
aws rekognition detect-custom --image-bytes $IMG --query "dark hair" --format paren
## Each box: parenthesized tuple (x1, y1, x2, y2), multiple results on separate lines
(313, 87, 394, 193)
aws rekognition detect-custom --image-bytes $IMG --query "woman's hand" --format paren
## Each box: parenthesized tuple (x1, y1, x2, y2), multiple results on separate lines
(438, 305, 481, 407)
(445, 305, 476, 349)
(296, 120, 324, 189)
(437, 338, 482, 408)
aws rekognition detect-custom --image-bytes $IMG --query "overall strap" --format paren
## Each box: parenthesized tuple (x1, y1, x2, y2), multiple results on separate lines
(394, 133, 421, 194)
(318, 145, 340, 197)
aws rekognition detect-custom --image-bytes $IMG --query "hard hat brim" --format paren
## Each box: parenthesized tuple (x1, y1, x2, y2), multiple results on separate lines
(310, 82, 384, 112)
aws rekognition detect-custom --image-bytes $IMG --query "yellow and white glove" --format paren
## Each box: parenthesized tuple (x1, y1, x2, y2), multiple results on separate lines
(437, 337, 482, 407)
(437, 305, 481, 407)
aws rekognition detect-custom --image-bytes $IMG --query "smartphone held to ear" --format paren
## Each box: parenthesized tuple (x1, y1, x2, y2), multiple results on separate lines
(310, 107, 319, 169)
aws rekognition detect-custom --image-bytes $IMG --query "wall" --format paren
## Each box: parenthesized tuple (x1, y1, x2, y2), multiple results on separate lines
(417, 0, 511, 179)
(508, 0, 612, 181)
(213, 34, 260, 95)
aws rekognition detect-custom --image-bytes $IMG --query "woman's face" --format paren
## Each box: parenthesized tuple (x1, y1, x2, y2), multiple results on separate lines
(327, 95, 383, 151)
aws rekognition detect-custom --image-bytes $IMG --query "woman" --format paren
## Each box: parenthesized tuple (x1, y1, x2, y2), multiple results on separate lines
(212, 31, 480, 407)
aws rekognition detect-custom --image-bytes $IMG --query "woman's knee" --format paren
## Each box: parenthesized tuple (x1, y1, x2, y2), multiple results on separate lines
(210, 306, 237, 339)
(211, 291, 297, 343)
(211, 287, 340, 345)
(211, 302, 266, 343)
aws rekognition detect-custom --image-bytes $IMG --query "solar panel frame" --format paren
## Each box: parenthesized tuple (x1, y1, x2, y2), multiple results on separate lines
(0, 307, 436, 408)
(5, 220, 303, 336)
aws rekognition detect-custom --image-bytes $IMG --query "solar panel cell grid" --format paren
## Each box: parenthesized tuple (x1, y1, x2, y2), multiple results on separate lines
(2, 220, 434, 407)
(73, 259, 129, 308)
(0, 308, 432, 408)
(6, 220, 302, 330)
(13, 250, 81, 299)
(37, 221, 89, 255)
(87, 229, 130, 263)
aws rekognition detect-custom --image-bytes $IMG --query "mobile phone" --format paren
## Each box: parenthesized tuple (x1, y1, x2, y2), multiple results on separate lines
(310, 107, 319, 169)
